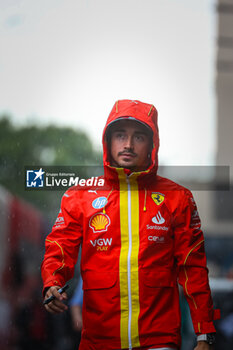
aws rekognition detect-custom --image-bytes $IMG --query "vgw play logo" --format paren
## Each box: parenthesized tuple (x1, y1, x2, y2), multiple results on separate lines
(26, 168, 45, 188)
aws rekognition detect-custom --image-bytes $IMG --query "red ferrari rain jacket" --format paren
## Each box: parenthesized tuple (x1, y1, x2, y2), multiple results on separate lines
(41, 100, 219, 350)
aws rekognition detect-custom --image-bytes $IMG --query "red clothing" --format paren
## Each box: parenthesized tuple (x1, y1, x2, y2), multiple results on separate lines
(41, 100, 219, 350)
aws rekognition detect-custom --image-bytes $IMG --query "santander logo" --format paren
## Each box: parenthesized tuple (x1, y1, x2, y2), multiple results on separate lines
(152, 211, 165, 225)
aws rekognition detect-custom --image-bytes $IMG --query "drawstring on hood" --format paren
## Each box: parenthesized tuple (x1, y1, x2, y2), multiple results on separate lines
(102, 187, 113, 214)
(143, 188, 147, 212)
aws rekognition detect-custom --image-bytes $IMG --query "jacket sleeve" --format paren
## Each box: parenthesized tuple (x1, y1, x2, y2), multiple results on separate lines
(41, 190, 82, 295)
(173, 189, 220, 334)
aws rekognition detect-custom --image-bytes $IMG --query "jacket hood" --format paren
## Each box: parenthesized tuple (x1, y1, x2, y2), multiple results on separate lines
(102, 99, 159, 177)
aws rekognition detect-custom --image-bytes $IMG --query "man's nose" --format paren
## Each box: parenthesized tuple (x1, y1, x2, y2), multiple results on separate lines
(124, 136, 134, 149)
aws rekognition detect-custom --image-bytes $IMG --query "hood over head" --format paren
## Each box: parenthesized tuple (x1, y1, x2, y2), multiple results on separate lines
(102, 99, 159, 176)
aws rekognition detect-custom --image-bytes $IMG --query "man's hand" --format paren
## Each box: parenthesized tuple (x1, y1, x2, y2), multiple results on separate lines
(194, 341, 212, 350)
(44, 286, 68, 314)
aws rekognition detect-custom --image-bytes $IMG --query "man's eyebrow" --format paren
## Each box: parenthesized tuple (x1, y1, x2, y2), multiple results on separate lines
(112, 128, 126, 133)
(134, 131, 147, 135)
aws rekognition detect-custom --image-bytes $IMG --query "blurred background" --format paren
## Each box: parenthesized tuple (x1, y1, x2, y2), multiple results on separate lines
(0, 0, 233, 349)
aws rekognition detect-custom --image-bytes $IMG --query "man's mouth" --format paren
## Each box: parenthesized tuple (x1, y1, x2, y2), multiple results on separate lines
(119, 152, 136, 158)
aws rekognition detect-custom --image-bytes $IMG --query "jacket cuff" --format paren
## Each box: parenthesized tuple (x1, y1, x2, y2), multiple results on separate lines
(194, 321, 216, 334)
(42, 278, 64, 296)
(192, 309, 220, 334)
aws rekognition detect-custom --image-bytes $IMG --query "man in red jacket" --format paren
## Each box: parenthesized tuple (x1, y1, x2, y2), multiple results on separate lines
(41, 100, 219, 350)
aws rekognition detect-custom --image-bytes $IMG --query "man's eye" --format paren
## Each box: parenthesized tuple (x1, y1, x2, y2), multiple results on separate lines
(115, 133, 125, 139)
(135, 135, 144, 142)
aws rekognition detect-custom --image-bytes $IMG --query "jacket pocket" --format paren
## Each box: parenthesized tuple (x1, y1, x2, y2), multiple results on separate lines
(82, 271, 118, 290)
(141, 268, 177, 287)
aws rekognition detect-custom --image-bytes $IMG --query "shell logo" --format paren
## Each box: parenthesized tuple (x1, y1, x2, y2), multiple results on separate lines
(89, 213, 111, 233)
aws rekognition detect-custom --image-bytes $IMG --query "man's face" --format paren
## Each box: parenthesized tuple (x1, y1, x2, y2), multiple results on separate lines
(110, 120, 152, 171)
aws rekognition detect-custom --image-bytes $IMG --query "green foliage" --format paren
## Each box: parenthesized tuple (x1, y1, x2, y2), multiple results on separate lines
(0, 115, 102, 219)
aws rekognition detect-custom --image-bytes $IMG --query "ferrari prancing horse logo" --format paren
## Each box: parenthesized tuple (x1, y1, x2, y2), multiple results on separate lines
(151, 193, 165, 206)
